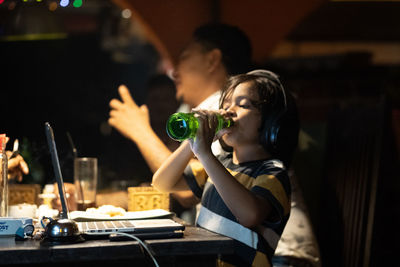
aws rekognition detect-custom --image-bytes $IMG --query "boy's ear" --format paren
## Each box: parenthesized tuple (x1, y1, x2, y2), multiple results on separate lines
(206, 48, 223, 74)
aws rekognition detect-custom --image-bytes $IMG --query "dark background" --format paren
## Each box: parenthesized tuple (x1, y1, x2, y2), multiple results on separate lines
(1, 1, 163, 189)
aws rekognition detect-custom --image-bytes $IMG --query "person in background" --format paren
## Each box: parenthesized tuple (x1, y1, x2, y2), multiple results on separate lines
(108, 23, 253, 214)
(272, 170, 322, 267)
(4, 137, 29, 181)
(7, 152, 29, 182)
(152, 70, 299, 266)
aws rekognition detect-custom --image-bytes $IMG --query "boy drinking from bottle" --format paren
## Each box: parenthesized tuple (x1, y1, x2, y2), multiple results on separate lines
(152, 70, 299, 267)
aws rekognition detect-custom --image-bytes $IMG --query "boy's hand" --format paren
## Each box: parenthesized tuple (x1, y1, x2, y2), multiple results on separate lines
(214, 109, 233, 140)
(188, 109, 219, 157)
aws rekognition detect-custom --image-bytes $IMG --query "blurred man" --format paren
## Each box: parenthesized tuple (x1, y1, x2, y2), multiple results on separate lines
(108, 23, 252, 209)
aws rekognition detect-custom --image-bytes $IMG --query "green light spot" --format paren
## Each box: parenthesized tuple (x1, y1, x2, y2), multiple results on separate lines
(73, 0, 82, 8)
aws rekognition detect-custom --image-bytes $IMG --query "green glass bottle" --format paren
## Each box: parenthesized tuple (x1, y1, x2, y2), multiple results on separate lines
(166, 112, 233, 141)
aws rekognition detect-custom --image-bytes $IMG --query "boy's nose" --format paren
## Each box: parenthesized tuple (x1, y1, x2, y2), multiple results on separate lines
(224, 109, 236, 118)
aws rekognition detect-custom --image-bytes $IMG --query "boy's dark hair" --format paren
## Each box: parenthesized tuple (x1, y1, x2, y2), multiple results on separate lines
(219, 70, 300, 167)
(193, 23, 252, 75)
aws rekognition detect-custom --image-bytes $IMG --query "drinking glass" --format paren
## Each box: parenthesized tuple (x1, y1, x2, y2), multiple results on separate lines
(74, 157, 97, 211)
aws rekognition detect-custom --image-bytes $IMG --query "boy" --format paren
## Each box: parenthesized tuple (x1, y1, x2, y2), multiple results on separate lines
(152, 70, 299, 266)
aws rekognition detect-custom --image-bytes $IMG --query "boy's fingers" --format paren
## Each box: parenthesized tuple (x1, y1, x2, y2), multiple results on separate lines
(215, 128, 229, 140)
(209, 114, 217, 130)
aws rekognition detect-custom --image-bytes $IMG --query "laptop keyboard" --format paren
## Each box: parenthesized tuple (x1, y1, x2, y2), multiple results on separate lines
(79, 220, 136, 232)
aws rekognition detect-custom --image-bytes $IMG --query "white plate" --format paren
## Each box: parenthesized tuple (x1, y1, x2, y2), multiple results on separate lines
(70, 209, 174, 222)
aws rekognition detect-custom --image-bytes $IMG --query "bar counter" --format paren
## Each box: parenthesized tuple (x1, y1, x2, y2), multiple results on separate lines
(0, 226, 234, 266)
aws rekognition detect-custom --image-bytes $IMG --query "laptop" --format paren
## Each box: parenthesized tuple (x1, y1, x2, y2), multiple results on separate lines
(44, 122, 185, 240)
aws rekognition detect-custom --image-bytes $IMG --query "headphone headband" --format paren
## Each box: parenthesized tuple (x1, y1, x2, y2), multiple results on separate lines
(247, 69, 287, 109)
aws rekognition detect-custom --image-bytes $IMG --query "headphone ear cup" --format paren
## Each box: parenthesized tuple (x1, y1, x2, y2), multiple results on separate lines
(269, 119, 281, 152)
(261, 114, 282, 154)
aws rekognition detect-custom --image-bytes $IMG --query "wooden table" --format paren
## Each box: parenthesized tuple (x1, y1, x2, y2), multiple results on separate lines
(0, 226, 234, 266)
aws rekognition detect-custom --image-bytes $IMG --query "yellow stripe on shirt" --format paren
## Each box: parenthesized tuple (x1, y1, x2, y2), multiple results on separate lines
(189, 161, 208, 187)
(227, 170, 290, 216)
(253, 251, 271, 267)
(254, 174, 290, 215)
(189, 162, 290, 216)
(227, 169, 255, 188)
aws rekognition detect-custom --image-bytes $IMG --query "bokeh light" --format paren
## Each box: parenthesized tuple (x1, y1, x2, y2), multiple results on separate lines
(121, 9, 132, 19)
(49, 1, 58, 11)
(60, 0, 69, 7)
(73, 0, 82, 8)
(8, 1, 16, 10)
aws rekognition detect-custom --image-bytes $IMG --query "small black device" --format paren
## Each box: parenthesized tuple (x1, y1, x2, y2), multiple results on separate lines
(40, 122, 84, 246)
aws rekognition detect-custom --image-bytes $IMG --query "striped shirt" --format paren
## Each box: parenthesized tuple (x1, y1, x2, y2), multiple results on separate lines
(183, 153, 291, 267)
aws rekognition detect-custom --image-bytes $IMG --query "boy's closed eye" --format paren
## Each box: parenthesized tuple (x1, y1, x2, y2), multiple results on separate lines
(238, 98, 257, 109)
(238, 102, 251, 109)
(223, 98, 256, 110)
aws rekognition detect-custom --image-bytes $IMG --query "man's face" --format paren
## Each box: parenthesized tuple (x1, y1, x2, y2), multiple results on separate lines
(173, 42, 210, 107)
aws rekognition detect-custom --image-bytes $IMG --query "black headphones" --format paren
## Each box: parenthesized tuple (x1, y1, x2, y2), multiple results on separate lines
(247, 70, 288, 154)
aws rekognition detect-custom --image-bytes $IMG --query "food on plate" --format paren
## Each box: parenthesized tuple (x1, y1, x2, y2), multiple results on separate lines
(85, 205, 126, 217)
